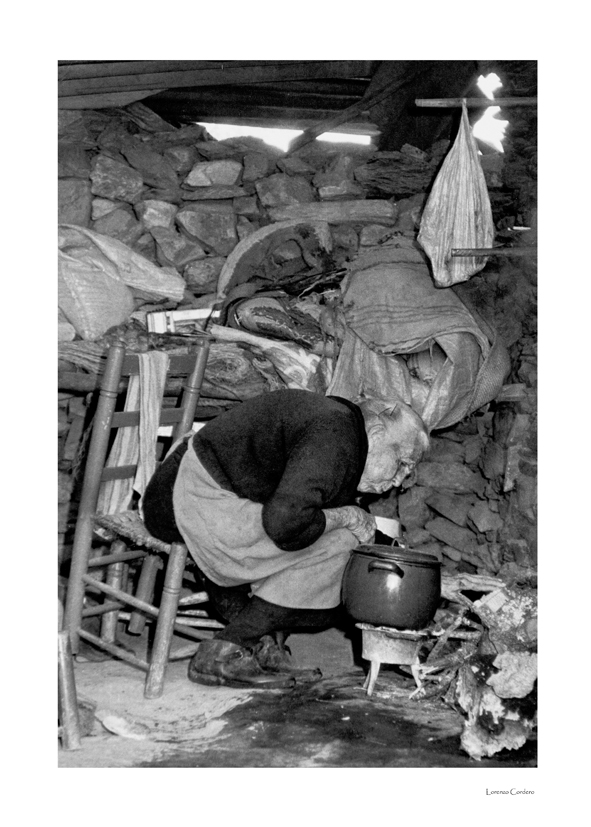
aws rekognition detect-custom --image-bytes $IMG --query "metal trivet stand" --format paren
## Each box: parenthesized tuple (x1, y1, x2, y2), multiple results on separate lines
(357, 617, 483, 697)
(357, 624, 432, 696)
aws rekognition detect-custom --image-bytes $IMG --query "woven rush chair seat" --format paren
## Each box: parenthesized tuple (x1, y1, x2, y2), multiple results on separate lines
(63, 338, 221, 699)
(95, 510, 172, 554)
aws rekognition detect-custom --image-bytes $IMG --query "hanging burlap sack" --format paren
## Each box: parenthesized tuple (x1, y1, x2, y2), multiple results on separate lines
(418, 102, 494, 288)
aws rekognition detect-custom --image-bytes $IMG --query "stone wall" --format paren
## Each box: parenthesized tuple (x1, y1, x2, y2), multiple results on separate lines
(368, 364, 537, 580)
(366, 240, 537, 581)
(58, 104, 448, 300)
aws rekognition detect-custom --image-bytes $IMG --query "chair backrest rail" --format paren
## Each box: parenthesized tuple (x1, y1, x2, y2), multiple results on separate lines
(111, 408, 192, 428)
(119, 351, 209, 376)
(101, 464, 138, 481)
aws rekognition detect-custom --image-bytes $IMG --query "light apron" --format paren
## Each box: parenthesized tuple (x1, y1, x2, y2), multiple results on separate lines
(172, 438, 357, 609)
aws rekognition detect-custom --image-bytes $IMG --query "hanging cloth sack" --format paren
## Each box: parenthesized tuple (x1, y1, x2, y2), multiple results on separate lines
(418, 101, 494, 288)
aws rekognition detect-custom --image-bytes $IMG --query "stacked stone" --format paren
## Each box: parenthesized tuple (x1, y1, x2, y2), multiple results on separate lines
(368, 240, 537, 582)
(58, 107, 455, 302)
(59, 107, 521, 314)
(370, 344, 537, 582)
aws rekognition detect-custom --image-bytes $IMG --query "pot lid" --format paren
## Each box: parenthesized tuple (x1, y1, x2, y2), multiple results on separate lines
(354, 544, 441, 567)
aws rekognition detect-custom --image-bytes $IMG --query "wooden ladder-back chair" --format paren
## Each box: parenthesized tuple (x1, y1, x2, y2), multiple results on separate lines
(63, 337, 223, 699)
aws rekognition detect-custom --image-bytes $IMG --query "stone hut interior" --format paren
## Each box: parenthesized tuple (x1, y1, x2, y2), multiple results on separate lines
(56, 60, 539, 774)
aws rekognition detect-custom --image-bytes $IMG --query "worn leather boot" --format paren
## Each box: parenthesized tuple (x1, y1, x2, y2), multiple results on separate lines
(188, 638, 295, 689)
(254, 634, 322, 684)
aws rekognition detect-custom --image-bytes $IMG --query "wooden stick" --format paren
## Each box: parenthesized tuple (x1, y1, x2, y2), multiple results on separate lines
(285, 76, 408, 156)
(415, 97, 537, 108)
(177, 609, 211, 617)
(117, 611, 223, 629)
(78, 629, 149, 671)
(82, 600, 124, 618)
(444, 630, 482, 641)
(451, 247, 537, 257)
(441, 572, 503, 602)
(88, 550, 147, 567)
(58, 631, 82, 750)
(178, 591, 210, 606)
(267, 200, 398, 225)
(427, 609, 469, 664)
(169, 617, 224, 629)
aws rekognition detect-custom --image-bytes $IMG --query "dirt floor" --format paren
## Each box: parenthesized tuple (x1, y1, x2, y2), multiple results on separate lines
(58, 625, 537, 769)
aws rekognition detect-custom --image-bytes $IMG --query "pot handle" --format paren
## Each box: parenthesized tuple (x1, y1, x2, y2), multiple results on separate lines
(368, 560, 404, 578)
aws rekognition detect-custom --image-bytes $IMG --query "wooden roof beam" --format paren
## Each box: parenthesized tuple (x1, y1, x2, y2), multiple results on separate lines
(152, 84, 366, 108)
(58, 60, 376, 80)
(58, 61, 376, 98)
(284, 73, 410, 155)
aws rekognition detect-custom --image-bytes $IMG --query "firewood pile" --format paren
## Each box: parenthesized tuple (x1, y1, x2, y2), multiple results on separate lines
(409, 572, 537, 760)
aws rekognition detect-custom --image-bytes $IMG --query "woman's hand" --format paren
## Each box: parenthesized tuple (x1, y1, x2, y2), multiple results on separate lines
(322, 506, 376, 544)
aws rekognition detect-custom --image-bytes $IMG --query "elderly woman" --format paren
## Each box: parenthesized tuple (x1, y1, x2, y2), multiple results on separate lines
(143, 389, 429, 690)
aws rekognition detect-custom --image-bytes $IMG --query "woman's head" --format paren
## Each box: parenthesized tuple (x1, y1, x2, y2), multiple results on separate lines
(357, 398, 429, 494)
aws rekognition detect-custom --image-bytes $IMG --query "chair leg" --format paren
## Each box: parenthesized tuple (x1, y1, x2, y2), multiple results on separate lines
(127, 554, 163, 635)
(101, 540, 127, 643)
(64, 514, 96, 656)
(58, 631, 82, 750)
(144, 542, 188, 699)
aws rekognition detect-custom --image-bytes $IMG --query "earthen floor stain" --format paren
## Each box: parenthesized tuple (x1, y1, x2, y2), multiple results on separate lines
(139, 672, 537, 769)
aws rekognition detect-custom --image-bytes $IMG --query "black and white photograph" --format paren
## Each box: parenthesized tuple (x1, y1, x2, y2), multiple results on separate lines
(55, 57, 541, 773)
(3, 19, 571, 814)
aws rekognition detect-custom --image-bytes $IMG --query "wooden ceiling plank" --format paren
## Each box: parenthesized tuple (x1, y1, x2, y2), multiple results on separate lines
(196, 105, 344, 119)
(57, 60, 314, 81)
(58, 90, 166, 109)
(160, 106, 369, 124)
(58, 62, 376, 97)
(156, 85, 364, 107)
(246, 78, 370, 94)
(58, 60, 113, 65)
(151, 97, 361, 120)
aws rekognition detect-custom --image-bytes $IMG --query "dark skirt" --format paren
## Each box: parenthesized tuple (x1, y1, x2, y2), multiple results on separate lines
(142, 437, 190, 543)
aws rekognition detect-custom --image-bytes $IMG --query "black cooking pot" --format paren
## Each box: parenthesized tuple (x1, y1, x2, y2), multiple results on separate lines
(342, 544, 441, 630)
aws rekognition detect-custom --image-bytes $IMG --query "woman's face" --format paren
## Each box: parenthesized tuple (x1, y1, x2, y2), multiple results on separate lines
(358, 417, 427, 494)
(358, 443, 414, 494)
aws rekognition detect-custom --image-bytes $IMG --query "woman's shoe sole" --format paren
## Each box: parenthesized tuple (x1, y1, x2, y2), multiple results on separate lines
(188, 670, 295, 690)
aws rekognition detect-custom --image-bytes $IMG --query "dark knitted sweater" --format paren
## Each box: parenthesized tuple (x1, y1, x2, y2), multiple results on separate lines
(142, 389, 368, 552)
